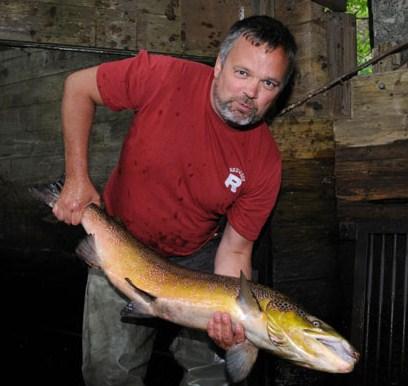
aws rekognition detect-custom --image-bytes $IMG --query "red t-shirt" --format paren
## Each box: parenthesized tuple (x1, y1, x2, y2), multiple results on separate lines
(98, 50, 281, 256)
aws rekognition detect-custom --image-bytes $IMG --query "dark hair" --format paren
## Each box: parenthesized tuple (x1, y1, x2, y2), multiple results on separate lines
(219, 15, 297, 85)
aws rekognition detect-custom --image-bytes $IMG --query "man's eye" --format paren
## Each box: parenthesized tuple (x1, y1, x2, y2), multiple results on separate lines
(236, 70, 248, 77)
(264, 80, 277, 89)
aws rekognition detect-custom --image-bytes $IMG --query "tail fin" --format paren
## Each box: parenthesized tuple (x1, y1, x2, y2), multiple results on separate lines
(29, 178, 64, 208)
(76, 234, 102, 268)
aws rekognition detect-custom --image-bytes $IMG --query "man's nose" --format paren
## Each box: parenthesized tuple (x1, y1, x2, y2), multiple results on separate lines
(244, 79, 259, 99)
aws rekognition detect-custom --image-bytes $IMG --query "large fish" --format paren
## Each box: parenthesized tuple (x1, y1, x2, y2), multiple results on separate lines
(31, 181, 359, 382)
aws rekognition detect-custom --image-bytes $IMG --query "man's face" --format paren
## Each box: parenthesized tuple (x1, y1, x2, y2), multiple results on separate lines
(211, 35, 289, 127)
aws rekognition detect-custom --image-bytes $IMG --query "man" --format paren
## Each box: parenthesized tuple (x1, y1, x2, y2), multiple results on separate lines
(53, 15, 296, 386)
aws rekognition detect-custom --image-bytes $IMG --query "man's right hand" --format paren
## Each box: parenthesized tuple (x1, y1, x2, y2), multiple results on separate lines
(52, 176, 101, 225)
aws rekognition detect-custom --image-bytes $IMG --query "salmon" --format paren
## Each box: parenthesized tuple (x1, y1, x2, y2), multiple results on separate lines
(31, 180, 359, 382)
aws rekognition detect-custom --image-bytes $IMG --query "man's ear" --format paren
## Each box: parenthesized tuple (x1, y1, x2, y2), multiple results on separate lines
(214, 55, 222, 79)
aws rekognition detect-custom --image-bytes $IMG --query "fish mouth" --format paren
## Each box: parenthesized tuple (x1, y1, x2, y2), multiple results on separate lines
(313, 335, 360, 372)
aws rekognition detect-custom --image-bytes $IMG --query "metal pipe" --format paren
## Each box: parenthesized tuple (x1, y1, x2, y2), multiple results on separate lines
(401, 235, 408, 381)
(0, 39, 215, 65)
(387, 234, 397, 382)
(373, 234, 386, 386)
(363, 234, 374, 385)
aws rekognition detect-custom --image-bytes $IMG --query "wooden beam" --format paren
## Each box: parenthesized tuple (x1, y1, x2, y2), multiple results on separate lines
(312, 0, 346, 11)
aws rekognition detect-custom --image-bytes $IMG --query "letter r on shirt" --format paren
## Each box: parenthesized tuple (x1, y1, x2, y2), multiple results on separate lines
(225, 173, 242, 193)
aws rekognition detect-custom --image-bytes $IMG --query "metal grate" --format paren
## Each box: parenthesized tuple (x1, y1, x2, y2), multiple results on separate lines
(351, 222, 408, 386)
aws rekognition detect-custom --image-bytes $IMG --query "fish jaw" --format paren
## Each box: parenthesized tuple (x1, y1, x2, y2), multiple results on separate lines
(298, 328, 359, 373)
(259, 309, 359, 373)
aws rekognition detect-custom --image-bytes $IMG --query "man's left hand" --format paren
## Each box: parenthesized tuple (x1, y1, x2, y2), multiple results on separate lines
(207, 311, 246, 350)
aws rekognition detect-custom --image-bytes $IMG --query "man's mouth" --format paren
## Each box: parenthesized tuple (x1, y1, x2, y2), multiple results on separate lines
(234, 100, 254, 114)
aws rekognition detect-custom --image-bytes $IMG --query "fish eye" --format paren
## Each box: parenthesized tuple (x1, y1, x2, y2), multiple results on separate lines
(311, 320, 321, 328)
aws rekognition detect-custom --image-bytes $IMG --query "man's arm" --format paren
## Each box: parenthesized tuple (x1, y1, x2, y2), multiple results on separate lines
(207, 222, 254, 350)
(53, 66, 103, 225)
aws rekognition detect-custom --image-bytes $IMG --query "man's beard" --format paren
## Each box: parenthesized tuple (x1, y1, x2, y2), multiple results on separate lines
(212, 84, 262, 129)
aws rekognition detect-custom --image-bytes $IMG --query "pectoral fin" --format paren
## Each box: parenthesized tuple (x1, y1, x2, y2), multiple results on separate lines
(226, 340, 259, 383)
(120, 277, 156, 319)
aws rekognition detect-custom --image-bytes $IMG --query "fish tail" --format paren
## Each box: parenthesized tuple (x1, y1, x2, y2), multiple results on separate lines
(29, 177, 64, 208)
(76, 234, 102, 269)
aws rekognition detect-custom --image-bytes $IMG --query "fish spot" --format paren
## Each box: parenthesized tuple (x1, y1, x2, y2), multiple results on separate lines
(175, 112, 180, 117)
(158, 110, 163, 116)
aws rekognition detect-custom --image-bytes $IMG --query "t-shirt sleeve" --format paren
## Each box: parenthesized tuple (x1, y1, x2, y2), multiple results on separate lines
(227, 141, 282, 241)
(96, 50, 166, 112)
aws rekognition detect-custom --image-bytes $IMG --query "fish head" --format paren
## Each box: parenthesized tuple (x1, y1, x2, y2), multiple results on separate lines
(259, 296, 359, 373)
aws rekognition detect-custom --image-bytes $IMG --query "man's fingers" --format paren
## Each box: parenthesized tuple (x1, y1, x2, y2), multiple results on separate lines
(221, 313, 234, 346)
(207, 312, 245, 350)
(233, 322, 246, 344)
(71, 209, 83, 226)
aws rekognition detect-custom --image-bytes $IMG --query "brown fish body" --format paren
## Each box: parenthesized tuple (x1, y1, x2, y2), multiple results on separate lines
(81, 204, 277, 338)
(31, 181, 359, 382)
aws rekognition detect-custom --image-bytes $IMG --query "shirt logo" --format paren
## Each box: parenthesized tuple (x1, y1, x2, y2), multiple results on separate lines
(225, 168, 246, 193)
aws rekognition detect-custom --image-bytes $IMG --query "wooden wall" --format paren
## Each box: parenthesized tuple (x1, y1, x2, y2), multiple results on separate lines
(269, 0, 355, 314)
(335, 69, 408, 223)
(0, 47, 132, 251)
(0, 0, 259, 57)
(266, 2, 356, 384)
(0, 2, 359, 385)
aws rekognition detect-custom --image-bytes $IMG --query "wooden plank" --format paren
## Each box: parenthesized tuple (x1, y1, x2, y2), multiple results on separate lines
(251, 0, 275, 16)
(312, 0, 346, 12)
(136, 12, 182, 54)
(334, 116, 408, 148)
(336, 140, 408, 163)
(274, 0, 325, 25)
(134, 0, 181, 15)
(270, 118, 334, 160)
(337, 200, 408, 223)
(0, 48, 112, 87)
(95, 7, 137, 50)
(351, 69, 408, 119)
(180, 0, 254, 57)
(373, 42, 406, 73)
(273, 189, 336, 226)
(326, 12, 356, 117)
(336, 157, 408, 202)
(0, 1, 57, 42)
(0, 74, 65, 108)
(280, 159, 334, 191)
(279, 19, 333, 117)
